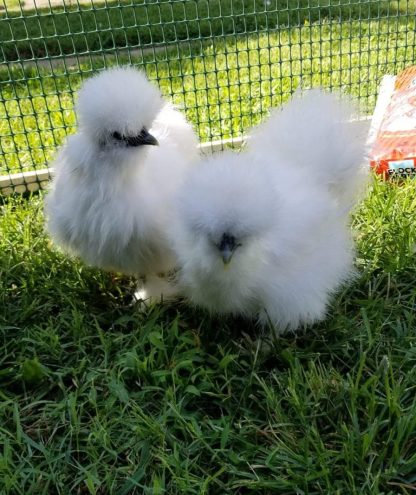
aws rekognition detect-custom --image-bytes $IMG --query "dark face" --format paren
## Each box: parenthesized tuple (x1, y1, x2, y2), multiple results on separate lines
(215, 232, 242, 264)
(110, 127, 159, 147)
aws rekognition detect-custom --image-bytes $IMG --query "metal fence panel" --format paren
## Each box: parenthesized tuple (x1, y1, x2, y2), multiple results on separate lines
(1, 0, 415, 193)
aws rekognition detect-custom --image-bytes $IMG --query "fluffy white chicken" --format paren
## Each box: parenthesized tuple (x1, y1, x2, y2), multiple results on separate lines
(171, 89, 368, 333)
(45, 67, 199, 301)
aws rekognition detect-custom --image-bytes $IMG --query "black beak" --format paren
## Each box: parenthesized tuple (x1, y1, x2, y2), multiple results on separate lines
(112, 127, 159, 147)
(217, 233, 239, 265)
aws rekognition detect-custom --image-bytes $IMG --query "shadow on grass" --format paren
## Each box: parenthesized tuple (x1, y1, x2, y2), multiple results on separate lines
(1, 0, 413, 62)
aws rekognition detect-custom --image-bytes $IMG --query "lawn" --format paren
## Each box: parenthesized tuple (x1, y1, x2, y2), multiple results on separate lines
(1, 0, 25, 11)
(1, 175, 416, 493)
(1, 0, 413, 62)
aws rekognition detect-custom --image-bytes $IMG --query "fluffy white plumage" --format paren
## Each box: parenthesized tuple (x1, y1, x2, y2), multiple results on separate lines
(248, 88, 369, 211)
(45, 67, 199, 300)
(171, 89, 368, 333)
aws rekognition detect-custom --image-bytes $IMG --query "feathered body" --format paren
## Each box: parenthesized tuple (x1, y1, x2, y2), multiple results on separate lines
(45, 67, 198, 298)
(171, 89, 368, 332)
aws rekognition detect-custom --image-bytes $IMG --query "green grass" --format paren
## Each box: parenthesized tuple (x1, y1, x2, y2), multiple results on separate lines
(1, 0, 25, 11)
(1, 0, 414, 62)
(1, 177, 416, 493)
(1, 15, 416, 175)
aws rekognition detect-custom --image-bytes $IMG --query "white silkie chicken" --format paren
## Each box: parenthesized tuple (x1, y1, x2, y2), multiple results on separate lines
(45, 66, 199, 302)
(170, 89, 368, 333)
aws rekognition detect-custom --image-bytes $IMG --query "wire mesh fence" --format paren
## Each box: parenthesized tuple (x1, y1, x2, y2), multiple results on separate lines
(0, 0, 415, 194)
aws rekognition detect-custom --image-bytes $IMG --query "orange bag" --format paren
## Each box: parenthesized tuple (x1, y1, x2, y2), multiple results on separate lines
(370, 66, 416, 178)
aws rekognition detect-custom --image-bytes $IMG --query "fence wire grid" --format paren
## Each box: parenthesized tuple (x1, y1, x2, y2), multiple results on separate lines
(0, 0, 415, 193)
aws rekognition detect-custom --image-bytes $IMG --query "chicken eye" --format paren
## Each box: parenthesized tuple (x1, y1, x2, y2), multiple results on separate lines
(112, 131, 124, 141)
